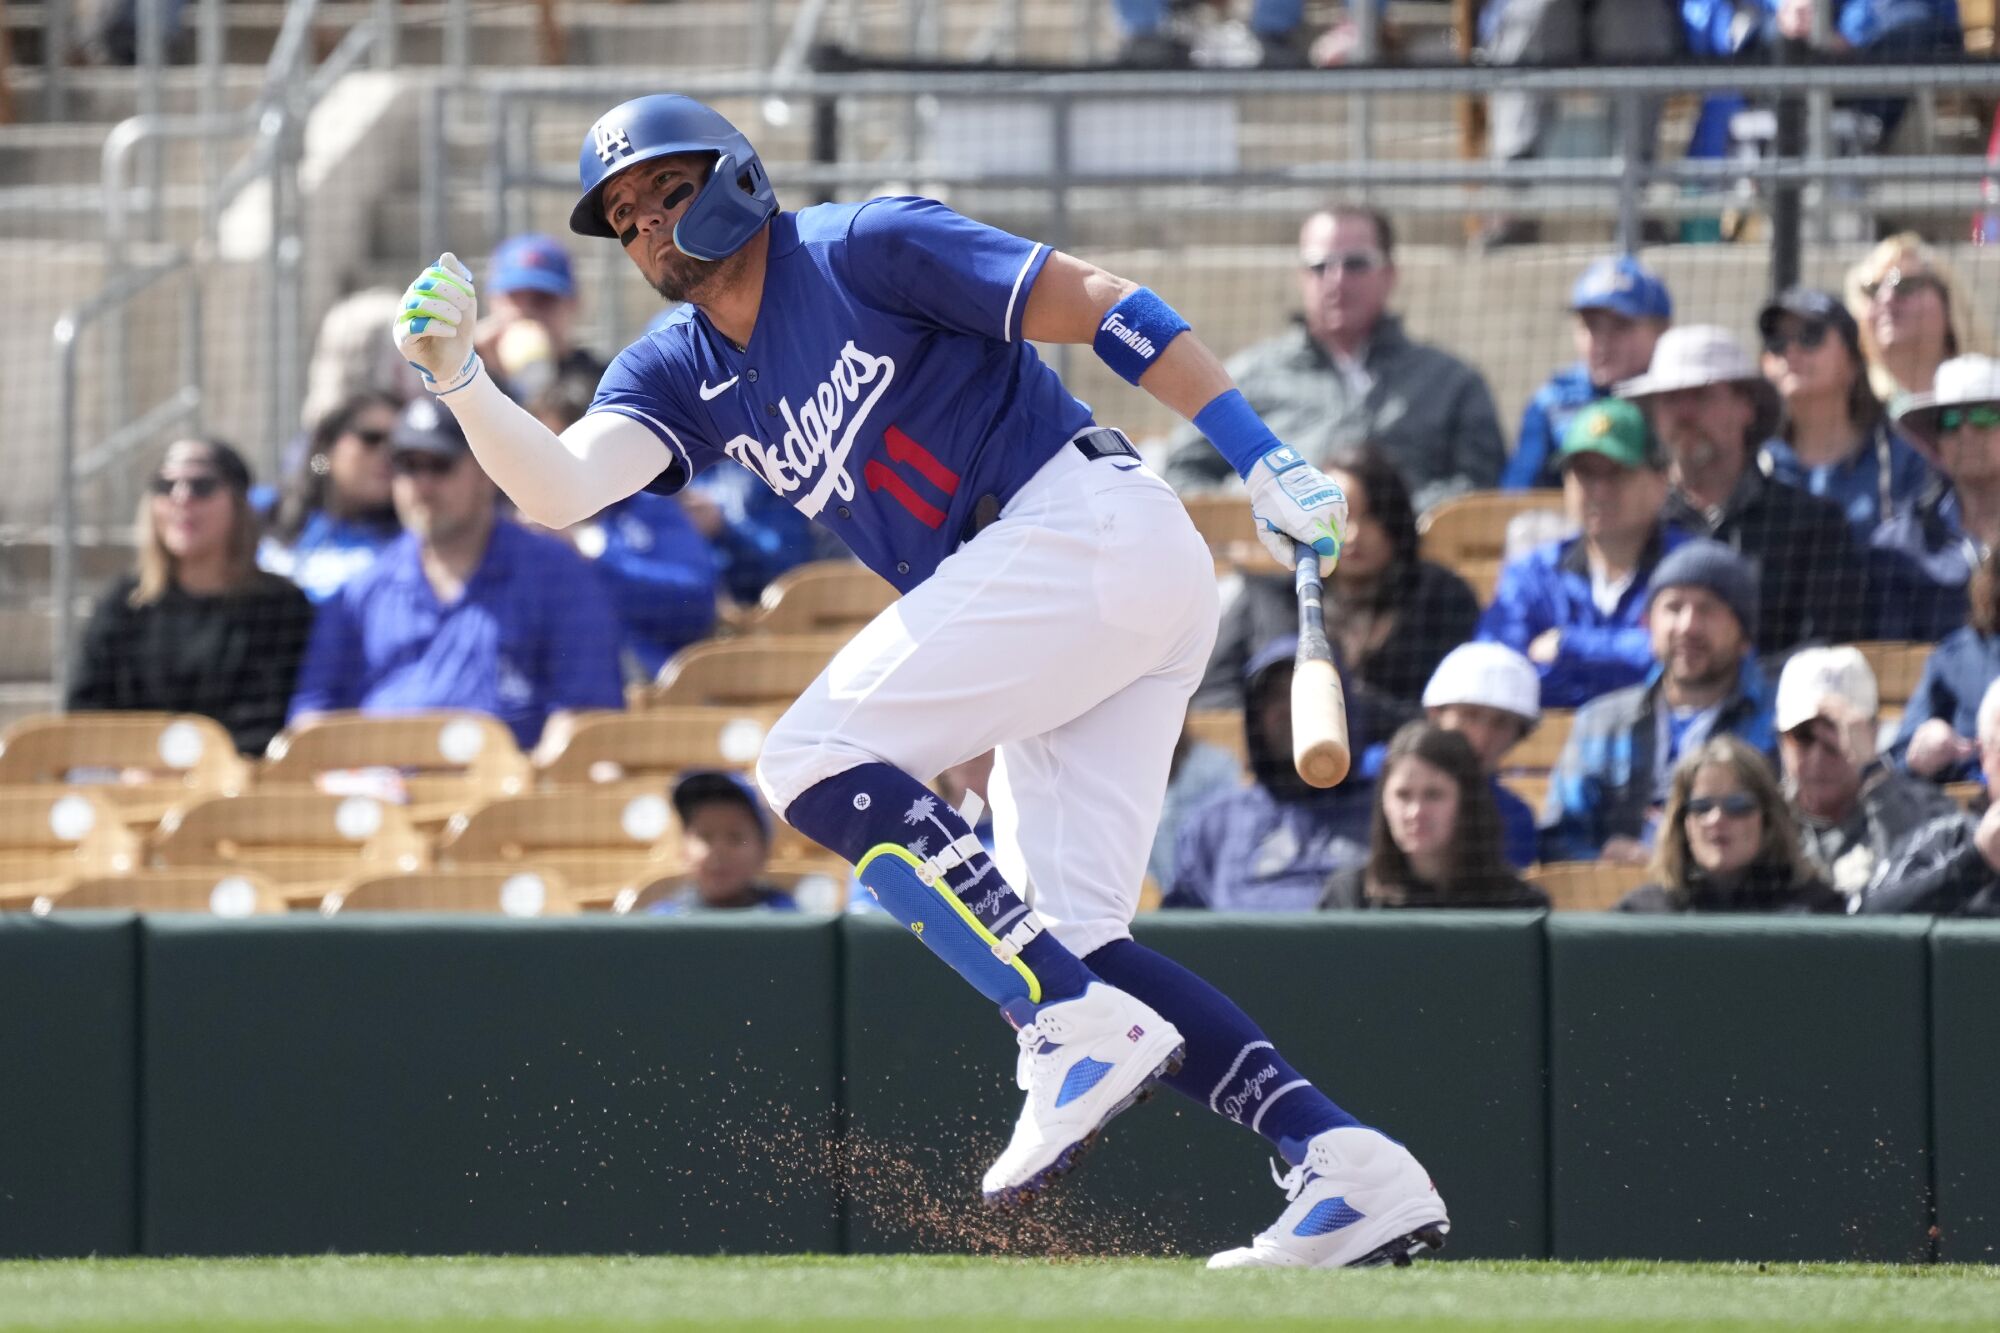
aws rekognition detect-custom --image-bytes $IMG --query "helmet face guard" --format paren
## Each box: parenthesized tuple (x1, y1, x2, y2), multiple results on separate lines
(569, 95, 777, 261)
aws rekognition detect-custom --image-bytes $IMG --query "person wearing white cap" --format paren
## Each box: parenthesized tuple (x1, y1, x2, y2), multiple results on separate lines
(1872, 355, 2000, 639)
(1421, 641, 1542, 869)
(1775, 646, 1956, 903)
(1618, 325, 1872, 652)
(1864, 676, 2000, 918)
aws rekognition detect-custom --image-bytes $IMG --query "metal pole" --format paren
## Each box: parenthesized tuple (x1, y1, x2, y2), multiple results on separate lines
(1806, 0, 1832, 243)
(810, 90, 838, 207)
(51, 315, 79, 703)
(1615, 93, 1643, 253)
(1350, 0, 1379, 170)
(264, 107, 289, 455)
(420, 84, 447, 264)
(752, 0, 775, 70)
(446, 0, 471, 81)
(199, 0, 224, 233)
(997, 0, 1021, 62)
(1049, 94, 1071, 379)
(42, 0, 68, 120)
(1771, 38, 1806, 295)
(374, 0, 399, 69)
(138, 0, 166, 245)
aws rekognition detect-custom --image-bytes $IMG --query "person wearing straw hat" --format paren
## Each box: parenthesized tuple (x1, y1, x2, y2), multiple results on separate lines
(1617, 325, 1871, 653)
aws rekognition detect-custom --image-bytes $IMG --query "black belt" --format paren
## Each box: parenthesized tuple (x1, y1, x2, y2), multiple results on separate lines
(958, 428, 1140, 546)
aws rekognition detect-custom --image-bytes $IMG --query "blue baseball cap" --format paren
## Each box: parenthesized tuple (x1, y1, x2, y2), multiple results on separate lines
(1570, 255, 1672, 322)
(489, 233, 576, 299)
(672, 769, 772, 841)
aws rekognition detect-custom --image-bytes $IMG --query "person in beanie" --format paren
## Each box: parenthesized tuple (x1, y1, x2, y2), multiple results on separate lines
(1540, 538, 1777, 864)
(1776, 646, 1957, 903)
(1757, 288, 1935, 538)
(1619, 325, 1871, 652)
(1503, 256, 1673, 491)
(1872, 355, 2000, 640)
(1421, 641, 1543, 869)
(1480, 398, 1691, 710)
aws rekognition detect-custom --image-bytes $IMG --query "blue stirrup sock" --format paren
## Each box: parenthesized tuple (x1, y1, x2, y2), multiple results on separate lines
(783, 763, 1094, 1009)
(1086, 938, 1360, 1164)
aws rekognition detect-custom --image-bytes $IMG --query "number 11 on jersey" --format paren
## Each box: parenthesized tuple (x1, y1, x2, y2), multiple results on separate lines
(865, 426, 960, 529)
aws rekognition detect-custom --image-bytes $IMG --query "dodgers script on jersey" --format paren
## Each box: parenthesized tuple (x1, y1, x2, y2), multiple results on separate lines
(587, 197, 1095, 592)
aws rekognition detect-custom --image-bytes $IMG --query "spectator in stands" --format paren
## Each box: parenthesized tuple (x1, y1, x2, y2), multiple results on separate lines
(1166, 636, 1374, 910)
(1148, 723, 1245, 898)
(1619, 325, 1871, 651)
(476, 234, 608, 405)
(639, 770, 798, 915)
(1757, 288, 1934, 537)
(1891, 546, 2000, 786)
(1481, 399, 1687, 710)
(1619, 735, 1844, 913)
(1542, 539, 1777, 863)
(1872, 355, 2000, 639)
(1476, 0, 1682, 248)
(1197, 445, 1478, 714)
(1420, 642, 1544, 869)
(1321, 722, 1550, 909)
(287, 399, 624, 750)
(299, 289, 422, 439)
(677, 462, 827, 611)
(69, 439, 313, 756)
(1777, 645, 1957, 902)
(527, 376, 719, 677)
(1845, 234, 1983, 407)
(1110, 0, 1309, 67)
(1162, 206, 1506, 513)
(1769, 0, 1964, 142)
(258, 390, 403, 603)
(1864, 677, 2000, 917)
(1504, 256, 1673, 490)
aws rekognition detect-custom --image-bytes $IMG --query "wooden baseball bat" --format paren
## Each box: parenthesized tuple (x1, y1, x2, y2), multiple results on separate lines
(1291, 542, 1352, 788)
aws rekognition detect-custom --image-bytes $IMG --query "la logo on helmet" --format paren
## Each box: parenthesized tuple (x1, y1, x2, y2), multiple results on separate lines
(593, 123, 632, 164)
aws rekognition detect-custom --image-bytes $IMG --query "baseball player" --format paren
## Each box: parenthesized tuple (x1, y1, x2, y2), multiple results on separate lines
(394, 94, 1447, 1268)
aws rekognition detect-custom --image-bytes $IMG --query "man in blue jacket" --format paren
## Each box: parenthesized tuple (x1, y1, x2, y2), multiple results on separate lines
(1481, 399, 1688, 710)
(1540, 539, 1777, 863)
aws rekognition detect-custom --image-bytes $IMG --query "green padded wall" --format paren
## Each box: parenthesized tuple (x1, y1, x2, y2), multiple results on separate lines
(0, 912, 138, 1258)
(1549, 917, 1932, 1263)
(139, 916, 841, 1256)
(1930, 922, 2000, 1263)
(840, 912, 1547, 1259)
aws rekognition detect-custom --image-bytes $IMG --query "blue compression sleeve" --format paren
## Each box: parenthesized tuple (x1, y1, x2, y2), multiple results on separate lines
(1195, 389, 1285, 479)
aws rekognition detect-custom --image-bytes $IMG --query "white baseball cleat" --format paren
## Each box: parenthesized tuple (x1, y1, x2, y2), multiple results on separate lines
(981, 981, 1185, 1206)
(1207, 1126, 1449, 1269)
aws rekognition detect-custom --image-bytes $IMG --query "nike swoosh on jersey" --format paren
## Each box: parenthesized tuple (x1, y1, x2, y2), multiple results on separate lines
(699, 376, 740, 401)
(1111, 461, 1142, 471)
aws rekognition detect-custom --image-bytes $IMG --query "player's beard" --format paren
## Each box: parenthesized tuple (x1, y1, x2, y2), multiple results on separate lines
(648, 242, 742, 306)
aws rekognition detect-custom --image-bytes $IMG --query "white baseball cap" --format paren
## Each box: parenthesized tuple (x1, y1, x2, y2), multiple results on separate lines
(1774, 645, 1879, 734)
(1891, 354, 2000, 450)
(1422, 642, 1541, 726)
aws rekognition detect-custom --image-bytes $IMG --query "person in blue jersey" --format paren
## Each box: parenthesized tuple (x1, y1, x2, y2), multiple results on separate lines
(391, 94, 1445, 1269)
(259, 390, 404, 602)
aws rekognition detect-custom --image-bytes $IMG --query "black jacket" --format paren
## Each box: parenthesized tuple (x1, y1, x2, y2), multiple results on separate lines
(67, 573, 314, 755)
(1617, 863, 1847, 915)
(1321, 866, 1550, 910)
(1860, 803, 2000, 917)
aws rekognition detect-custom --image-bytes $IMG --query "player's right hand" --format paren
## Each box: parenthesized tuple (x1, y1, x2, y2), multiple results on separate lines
(1244, 444, 1346, 577)
(393, 253, 482, 396)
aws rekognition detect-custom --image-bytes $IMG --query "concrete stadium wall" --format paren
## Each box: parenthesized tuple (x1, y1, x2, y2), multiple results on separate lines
(2, 913, 1994, 1263)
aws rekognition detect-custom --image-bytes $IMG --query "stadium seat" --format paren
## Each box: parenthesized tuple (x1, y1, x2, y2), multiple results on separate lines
(1498, 772, 1550, 818)
(631, 636, 846, 711)
(1417, 490, 1569, 601)
(0, 789, 142, 906)
(1524, 859, 1650, 911)
(537, 705, 787, 789)
(748, 560, 897, 636)
(437, 791, 682, 894)
(37, 869, 287, 916)
(1184, 707, 1249, 769)
(1945, 781, 1985, 810)
(1851, 642, 1934, 712)
(323, 866, 577, 917)
(0, 712, 251, 829)
(1179, 493, 1281, 572)
(149, 791, 428, 904)
(262, 712, 533, 828)
(1509, 709, 1575, 774)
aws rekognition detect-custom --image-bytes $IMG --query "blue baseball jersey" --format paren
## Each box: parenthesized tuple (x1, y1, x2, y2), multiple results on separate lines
(588, 198, 1096, 592)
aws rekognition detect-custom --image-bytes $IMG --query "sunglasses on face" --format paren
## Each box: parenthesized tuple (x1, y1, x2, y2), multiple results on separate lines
(1302, 249, 1386, 278)
(149, 474, 224, 500)
(1940, 406, 2000, 433)
(392, 453, 461, 479)
(350, 427, 391, 449)
(1764, 323, 1830, 356)
(1864, 270, 1943, 303)
(1686, 792, 1758, 819)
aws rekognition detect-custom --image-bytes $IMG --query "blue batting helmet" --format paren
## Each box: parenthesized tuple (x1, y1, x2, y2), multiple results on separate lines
(568, 94, 777, 261)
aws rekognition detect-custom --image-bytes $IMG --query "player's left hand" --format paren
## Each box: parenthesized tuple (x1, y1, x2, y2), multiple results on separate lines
(1244, 445, 1346, 577)
(393, 253, 482, 396)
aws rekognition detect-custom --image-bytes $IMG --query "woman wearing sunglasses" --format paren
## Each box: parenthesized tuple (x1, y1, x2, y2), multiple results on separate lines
(1618, 735, 1843, 915)
(67, 438, 314, 756)
(258, 390, 405, 602)
(1843, 235, 1986, 407)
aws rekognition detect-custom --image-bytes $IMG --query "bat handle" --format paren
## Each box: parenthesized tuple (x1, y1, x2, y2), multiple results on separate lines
(1294, 543, 1331, 662)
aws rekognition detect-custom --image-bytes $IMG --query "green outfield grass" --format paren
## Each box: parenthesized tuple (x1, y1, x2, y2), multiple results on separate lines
(2, 1256, 1996, 1332)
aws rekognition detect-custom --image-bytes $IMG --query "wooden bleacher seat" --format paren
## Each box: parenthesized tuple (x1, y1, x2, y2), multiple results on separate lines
(1417, 490, 1568, 602)
(0, 712, 251, 829)
(150, 792, 428, 904)
(537, 706, 786, 789)
(748, 560, 897, 637)
(324, 867, 577, 916)
(1945, 781, 1985, 811)
(1185, 707, 1249, 770)
(1499, 772, 1550, 820)
(262, 712, 532, 828)
(0, 790, 142, 907)
(437, 792, 681, 895)
(1524, 860, 1650, 912)
(1508, 709, 1575, 774)
(1851, 641, 1933, 712)
(1180, 493, 1281, 572)
(631, 636, 846, 711)
(38, 869, 287, 916)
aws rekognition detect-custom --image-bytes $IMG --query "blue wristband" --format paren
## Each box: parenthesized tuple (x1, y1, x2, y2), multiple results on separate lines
(1195, 389, 1284, 479)
(1093, 287, 1190, 386)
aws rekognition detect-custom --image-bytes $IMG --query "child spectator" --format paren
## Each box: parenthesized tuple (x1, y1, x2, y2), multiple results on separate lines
(638, 770, 798, 915)
(1421, 641, 1544, 869)
(259, 390, 403, 602)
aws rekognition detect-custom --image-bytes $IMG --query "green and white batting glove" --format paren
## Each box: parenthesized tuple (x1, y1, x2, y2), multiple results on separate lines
(1245, 444, 1346, 577)
(393, 252, 483, 396)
